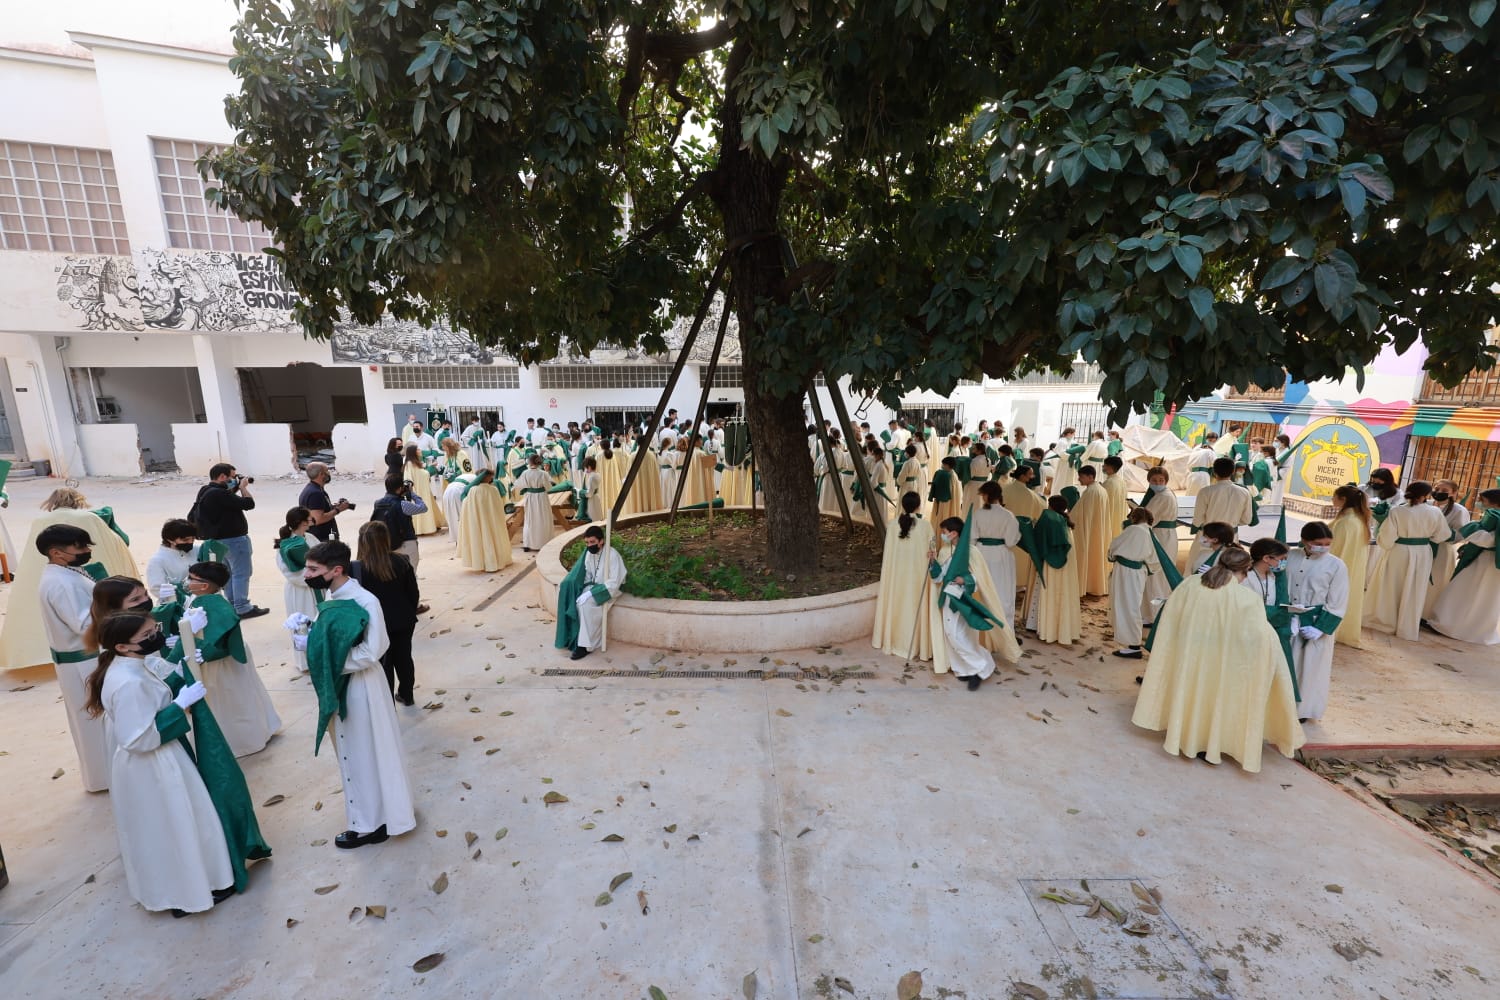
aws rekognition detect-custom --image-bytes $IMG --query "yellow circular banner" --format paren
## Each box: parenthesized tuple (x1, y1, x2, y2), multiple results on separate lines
(1286, 415, 1382, 501)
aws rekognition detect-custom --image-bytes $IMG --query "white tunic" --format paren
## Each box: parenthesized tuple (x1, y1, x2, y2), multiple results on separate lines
(962, 456, 992, 512)
(1429, 524, 1500, 645)
(1193, 480, 1254, 531)
(102, 657, 233, 912)
(39, 563, 110, 792)
(516, 467, 555, 550)
(1107, 524, 1159, 648)
(324, 579, 416, 836)
(442, 480, 468, 546)
(1185, 446, 1217, 496)
(1364, 503, 1450, 640)
(933, 551, 994, 680)
(276, 544, 318, 672)
(1285, 550, 1349, 721)
(576, 546, 627, 650)
(1052, 438, 1080, 495)
(970, 503, 1020, 622)
(146, 544, 199, 598)
(1423, 502, 1471, 617)
(1142, 486, 1180, 620)
(183, 595, 282, 758)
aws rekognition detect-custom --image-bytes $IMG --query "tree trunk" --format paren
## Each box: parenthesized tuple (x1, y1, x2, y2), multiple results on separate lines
(713, 43, 820, 575)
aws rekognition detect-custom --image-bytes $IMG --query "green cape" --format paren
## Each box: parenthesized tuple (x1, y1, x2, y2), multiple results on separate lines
(307, 599, 370, 755)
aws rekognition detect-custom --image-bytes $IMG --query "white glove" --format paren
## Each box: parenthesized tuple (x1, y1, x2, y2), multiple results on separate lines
(158, 583, 177, 602)
(291, 634, 308, 652)
(193, 648, 205, 664)
(164, 635, 180, 650)
(283, 613, 312, 633)
(172, 681, 207, 710)
(1195, 562, 1212, 574)
(1299, 625, 1323, 641)
(185, 607, 209, 633)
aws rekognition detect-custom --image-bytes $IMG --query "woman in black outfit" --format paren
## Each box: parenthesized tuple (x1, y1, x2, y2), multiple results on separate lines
(354, 520, 420, 705)
(383, 437, 405, 477)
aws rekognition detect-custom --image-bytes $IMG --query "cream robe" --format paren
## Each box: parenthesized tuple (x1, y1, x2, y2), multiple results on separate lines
(1083, 437, 1110, 467)
(895, 459, 928, 515)
(1285, 550, 1349, 721)
(182, 595, 281, 758)
(1052, 438, 1080, 495)
(815, 446, 851, 515)
(102, 657, 233, 912)
(658, 447, 681, 505)
(1429, 524, 1500, 644)
(858, 455, 895, 524)
(928, 541, 1020, 674)
(576, 546, 627, 650)
(1185, 446, 1217, 496)
(599, 451, 627, 515)
(0, 509, 137, 670)
(323, 579, 416, 837)
(971, 503, 1020, 623)
(404, 464, 442, 535)
(872, 515, 935, 659)
(1329, 511, 1370, 648)
(1072, 482, 1114, 597)
(38, 563, 110, 791)
(458, 482, 514, 572)
(720, 463, 754, 508)
(1142, 486, 1180, 621)
(1193, 480, 1254, 532)
(621, 446, 668, 515)
(1364, 503, 1449, 640)
(1422, 502, 1471, 617)
(961, 455, 991, 512)
(1033, 527, 1083, 645)
(1001, 479, 1046, 620)
(1108, 524, 1160, 648)
(1102, 473, 1130, 539)
(1132, 575, 1304, 772)
(516, 467, 555, 551)
(584, 470, 605, 522)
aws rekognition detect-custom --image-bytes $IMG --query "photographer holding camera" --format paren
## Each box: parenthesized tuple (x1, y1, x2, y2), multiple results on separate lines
(370, 472, 429, 574)
(190, 462, 268, 619)
(299, 462, 354, 543)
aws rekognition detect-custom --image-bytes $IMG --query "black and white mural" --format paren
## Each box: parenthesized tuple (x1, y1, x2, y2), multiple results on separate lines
(329, 317, 498, 365)
(55, 255, 143, 332)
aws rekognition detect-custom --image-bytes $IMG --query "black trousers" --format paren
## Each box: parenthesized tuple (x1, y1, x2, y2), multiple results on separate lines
(381, 619, 417, 699)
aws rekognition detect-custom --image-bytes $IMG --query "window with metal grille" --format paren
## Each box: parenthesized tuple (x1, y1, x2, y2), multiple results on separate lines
(380, 365, 520, 390)
(899, 403, 963, 435)
(0, 141, 130, 254)
(1411, 436, 1500, 517)
(1000, 363, 1105, 386)
(1058, 402, 1111, 437)
(152, 137, 271, 253)
(699, 364, 743, 387)
(537, 365, 674, 389)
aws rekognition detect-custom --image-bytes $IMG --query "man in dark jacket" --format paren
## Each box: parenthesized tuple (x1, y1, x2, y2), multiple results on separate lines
(192, 462, 268, 619)
(369, 472, 430, 615)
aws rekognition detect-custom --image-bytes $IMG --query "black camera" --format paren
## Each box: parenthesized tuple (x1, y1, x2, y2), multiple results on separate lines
(339, 497, 357, 510)
(243, 476, 255, 485)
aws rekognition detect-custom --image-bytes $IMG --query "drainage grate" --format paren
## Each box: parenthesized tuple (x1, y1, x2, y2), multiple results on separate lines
(542, 668, 876, 680)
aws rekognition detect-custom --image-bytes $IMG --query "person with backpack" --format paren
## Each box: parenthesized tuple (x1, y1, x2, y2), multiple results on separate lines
(189, 464, 267, 620)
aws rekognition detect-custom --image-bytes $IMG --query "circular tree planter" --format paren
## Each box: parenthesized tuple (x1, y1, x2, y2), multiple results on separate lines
(536, 508, 880, 653)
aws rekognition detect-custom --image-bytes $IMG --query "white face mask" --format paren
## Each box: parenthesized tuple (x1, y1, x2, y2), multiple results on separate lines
(1304, 544, 1331, 558)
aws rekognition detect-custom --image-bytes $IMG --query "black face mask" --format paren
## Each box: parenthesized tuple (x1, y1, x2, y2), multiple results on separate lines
(127, 599, 153, 614)
(585, 543, 601, 554)
(67, 551, 92, 567)
(135, 631, 168, 656)
(306, 573, 333, 591)
(1433, 492, 1450, 502)
(174, 542, 195, 553)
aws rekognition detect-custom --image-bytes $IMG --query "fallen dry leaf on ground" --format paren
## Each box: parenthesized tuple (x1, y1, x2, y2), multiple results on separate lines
(897, 970, 923, 1000)
(412, 952, 444, 973)
(431, 872, 448, 894)
(610, 872, 633, 892)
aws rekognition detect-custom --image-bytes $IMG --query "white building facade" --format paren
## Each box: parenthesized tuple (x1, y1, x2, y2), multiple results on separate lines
(0, 19, 1115, 481)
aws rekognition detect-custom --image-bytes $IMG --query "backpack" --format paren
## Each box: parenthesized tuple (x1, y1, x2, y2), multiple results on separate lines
(186, 484, 213, 530)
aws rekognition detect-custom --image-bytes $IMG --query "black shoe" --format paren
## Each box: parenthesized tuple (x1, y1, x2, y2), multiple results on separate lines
(237, 606, 270, 620)
(212, 887, 235, 905)
(1195, 751, 1219, 766)
(966, 675, 982, 691)
(1134, 675, 1143, 685)
(415, 604, 431, 615)
(397, 692, 415, 707)
(1112, 648, 1142, 659)
(570, 646, 590, 660)
(1298, 718, 1310, 724)
(171, 908, 189, 919)
(334, 825, 389, 849)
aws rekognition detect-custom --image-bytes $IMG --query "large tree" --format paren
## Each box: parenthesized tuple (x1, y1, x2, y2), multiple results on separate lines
(209, 0, 1499, 573)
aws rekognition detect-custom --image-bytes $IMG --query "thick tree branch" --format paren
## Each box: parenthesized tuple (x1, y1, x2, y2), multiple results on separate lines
(625, 169, 717, 247)
(617, 22, 734, 117)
